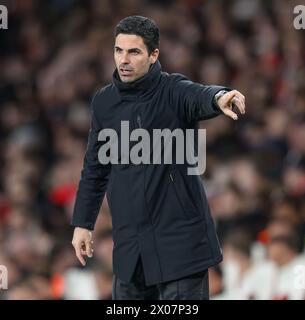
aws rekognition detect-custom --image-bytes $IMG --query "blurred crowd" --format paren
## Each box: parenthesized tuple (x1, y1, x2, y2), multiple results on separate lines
(0, 0, 305, 299)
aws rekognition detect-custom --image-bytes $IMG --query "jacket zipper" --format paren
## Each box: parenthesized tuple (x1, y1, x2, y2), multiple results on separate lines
(137, 115, 142, 128)
(138, 113, 164, 280)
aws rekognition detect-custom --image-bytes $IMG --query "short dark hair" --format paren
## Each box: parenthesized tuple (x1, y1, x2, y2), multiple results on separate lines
(114, 16, 159, 55)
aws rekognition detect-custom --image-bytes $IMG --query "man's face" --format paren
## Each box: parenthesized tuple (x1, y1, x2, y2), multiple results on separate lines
(114, 33, 159, 83)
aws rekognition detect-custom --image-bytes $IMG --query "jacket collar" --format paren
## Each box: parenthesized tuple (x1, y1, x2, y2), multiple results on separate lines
(112, 60, 161, 98)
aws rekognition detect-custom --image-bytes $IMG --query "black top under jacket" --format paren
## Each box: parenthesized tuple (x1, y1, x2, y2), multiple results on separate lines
(72, 60, 229, 285)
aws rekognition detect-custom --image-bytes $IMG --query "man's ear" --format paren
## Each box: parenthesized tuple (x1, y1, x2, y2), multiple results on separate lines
(149, 49, 159, 64)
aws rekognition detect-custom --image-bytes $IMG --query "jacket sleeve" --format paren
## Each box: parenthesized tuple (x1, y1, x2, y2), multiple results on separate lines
(169, 74, 231, 123)
(71, 91, 111, 230)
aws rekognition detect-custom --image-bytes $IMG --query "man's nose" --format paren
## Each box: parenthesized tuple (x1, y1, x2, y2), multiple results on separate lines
(120, 52, 130, 64)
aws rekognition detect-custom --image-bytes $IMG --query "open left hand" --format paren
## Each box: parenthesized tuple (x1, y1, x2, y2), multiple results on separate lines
(217, 90, 246, 120)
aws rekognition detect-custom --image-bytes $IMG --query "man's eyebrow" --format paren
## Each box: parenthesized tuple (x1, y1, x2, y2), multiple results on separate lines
(128, 48, 142, 52)
(114, 46, 142, 52)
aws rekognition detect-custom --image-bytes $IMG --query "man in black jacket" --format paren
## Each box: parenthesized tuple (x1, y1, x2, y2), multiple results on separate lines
(71, 16, 245, 300)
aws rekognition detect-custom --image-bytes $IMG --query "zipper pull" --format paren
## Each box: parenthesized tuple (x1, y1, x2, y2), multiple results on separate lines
(137, 115, 142, 128)
(169, 173, 174, 182)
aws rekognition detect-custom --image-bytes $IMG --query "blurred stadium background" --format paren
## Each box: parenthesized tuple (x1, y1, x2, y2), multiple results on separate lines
(0, 0, 305, 300)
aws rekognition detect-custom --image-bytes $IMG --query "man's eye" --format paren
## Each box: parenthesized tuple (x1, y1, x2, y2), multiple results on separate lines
(131, 51, 139, 55)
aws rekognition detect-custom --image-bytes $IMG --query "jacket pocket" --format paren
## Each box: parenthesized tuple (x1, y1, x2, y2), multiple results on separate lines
(106, 172, 117, 213)
(169, 168, 201, 221)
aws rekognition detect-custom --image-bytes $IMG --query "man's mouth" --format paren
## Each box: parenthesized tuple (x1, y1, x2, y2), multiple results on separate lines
(120, 67, 133, 76)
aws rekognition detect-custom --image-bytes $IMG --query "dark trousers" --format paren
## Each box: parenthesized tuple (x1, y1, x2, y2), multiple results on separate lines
(112, 257, 209, 300)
